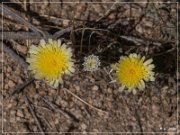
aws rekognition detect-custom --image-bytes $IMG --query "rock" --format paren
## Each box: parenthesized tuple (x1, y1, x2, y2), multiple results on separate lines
(107, 88, 112, 93)
(38, 89, 46, 97)
(48, 89, 56, 96)
(16, 116, 26, 122)
(8, 80, 15, 88)
(10, 115, 16, 123)
(81, 123, 87, 130)
(29, 118, 35, 123)
(55, 118, 59, 124)
(55, 96, 61, 105)
(92, 85, 99, 91)
(74, 85, 80, 91)
(34, 94, 39, 100)
(0, 95, 2, 106)
(4, 84, 9, 89)
(17, 45, 27, 55)
(7, 66, 12, 72)
(0, 54, 2, 63)
(152, 104, 159, 115)
(6, 73, 10, 77)
(0, 73, 2, 82)
(9, 110, 16, 123)
(63, 20, 69, 27)
(16, 109, 24, 118)
(17, 78, 23, 84)
(7, 103, 12, 109)
(10, 110, 16, 115)
(32, 125, 38, 131)
(108, 13, 116, 20)
(35, 81, 40, 89)
(60, 100, 68, 108)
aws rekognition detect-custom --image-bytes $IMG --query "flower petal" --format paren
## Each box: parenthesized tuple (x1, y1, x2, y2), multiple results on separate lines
(150, 76, 155, 81)
(48, 39, 53, 44)
(53, 79, 59, 88)
(118, 85, 125, 92)
(57, 39, 62, 46)
(147, 64, 155, 70)
(29, 45, 39, 54)
(40, 39, 46, 45)
(144, 58, 153, 66)
(132, 89, 137, 95)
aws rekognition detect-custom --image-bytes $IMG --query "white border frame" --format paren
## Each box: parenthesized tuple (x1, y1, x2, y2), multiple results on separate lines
(1, 1, 179, 134)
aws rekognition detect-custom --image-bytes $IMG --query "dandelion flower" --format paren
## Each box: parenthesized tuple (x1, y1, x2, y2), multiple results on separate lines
(115, 53, 155, 94)
(83, 54, 100, 72)
(26, 39, 75, 88)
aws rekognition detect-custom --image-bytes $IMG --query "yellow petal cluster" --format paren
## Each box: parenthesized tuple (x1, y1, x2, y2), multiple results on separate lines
(27, 39, 75, 88)
(115, 53, 155, 94)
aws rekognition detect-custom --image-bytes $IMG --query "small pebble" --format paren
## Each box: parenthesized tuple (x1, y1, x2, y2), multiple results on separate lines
(7, 66, 12, 72)
(74, 85, 80, 91)
(10, 110, 16, 115)
(17, 45, 27, 55)
(16, 116, 26, 122)
(92, 85, 99, 91)
(8, 80, 15, 88)
(10, 115, 16, 123)
(4, 84, 9, 89)
(81, 123, 87, 130)
(16, 109, 24, 118)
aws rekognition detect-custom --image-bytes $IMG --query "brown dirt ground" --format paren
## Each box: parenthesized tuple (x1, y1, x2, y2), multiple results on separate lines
(1, 0, 179, 134)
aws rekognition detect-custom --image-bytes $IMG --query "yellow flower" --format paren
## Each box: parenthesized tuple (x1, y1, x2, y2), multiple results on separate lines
(83, 54, 100, 72)
(115, 53, 155, 94)
(26, 39, 75, 88)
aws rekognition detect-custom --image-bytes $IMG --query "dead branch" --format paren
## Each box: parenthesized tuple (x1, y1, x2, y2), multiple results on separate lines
(119, 35, 162, 46)
(0, 4, 46, 38)
(53, 27, 72, 39)
(1, 32, 47, 40)
(133, 97, 143, 134)
(1, 42, 28, 70)
(134, 107, 144, 134)
(42, 97, 77, 121)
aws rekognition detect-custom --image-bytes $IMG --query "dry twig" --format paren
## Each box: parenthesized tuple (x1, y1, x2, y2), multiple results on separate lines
(63, 88, 108, 114)
(1, 32, 48, 40)
(0, 4, 45, 37)
(42, 97, 75, 120)
(11, 77, 35, 96)
(53, 27, 72, 39)
(2, 42, 28, 69)
(120, 36, 161, 46)
(24, 94, 45, 134)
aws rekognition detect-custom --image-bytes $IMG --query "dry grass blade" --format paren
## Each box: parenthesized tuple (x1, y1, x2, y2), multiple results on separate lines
(96, 2, 117, 22)
(63, 88, 108, 114)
